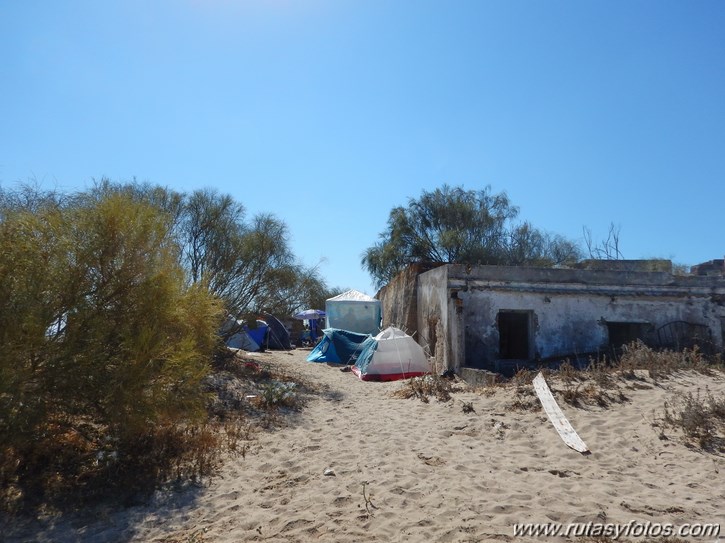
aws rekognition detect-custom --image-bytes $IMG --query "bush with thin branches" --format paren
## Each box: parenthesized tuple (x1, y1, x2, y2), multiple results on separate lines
(0, 191, 223, 510)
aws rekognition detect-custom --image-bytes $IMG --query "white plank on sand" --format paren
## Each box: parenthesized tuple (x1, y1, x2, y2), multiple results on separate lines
(533, 372, 589, 454)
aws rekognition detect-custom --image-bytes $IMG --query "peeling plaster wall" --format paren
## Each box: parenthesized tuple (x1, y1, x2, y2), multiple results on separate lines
(417, 264, 725, 372)
(417, 266, 450, 372)
(377, 263, 443, 335)
(462, 288, 720, 369)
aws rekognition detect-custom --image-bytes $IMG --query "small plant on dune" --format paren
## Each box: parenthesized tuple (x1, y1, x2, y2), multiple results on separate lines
(507, 387, 540, 411)
(253, 381, 300, 410)
(559, 382, 627, 408)
(507, 394, 541, 411)
(586, 356, 615, 388)
(393, 374, 452, 403)
(461, 401, 476, 414)
(361, 481, 377, 517)
(510, 368, 535, 388)
(551, 357, 627, 408)
(616, 341, 717, 381)
(504, 369, 541, 411)
(708, 392, 725, 419)
(220, 421, 254, 459)
(561, 383, 590, 407)
(663, 388, 725, 451)
(557, 360, 581, 384)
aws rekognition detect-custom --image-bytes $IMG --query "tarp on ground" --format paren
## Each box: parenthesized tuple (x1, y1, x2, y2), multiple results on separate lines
(352, 326, 430, 381)
(325, 289, 381, 336)
(306, 328, 373, 364)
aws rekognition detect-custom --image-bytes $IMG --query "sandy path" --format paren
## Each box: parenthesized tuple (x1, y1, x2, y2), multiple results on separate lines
(6, 349, 725, 542)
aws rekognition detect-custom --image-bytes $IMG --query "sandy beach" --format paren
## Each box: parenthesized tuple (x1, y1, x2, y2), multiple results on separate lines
(5, 348, 725, 542)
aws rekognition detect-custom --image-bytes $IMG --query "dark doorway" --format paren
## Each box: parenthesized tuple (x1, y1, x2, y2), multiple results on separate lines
(498, 311, 532, 359)
(606, 322, 650, 349)
(657, 321, 712, 352)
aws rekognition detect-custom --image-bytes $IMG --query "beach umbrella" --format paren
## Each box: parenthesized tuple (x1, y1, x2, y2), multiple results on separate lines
(293, 309, 326, 320)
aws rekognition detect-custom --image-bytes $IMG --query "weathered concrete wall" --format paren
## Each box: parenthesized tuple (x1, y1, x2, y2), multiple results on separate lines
(417, 263, 725, 372)
(462, 287, 721, 370)
(576, 259, 673, 273)
(415, 266, 466, 373)
(446, 262, 682, 286)
(447, 282, 466, 374)
(376, 263, 443, 335)
(691, 258, 725, 276)
(416, 266, 450, 372)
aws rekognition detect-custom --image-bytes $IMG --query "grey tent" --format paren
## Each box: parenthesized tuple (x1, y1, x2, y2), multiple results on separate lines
(260, 313, 292, 350)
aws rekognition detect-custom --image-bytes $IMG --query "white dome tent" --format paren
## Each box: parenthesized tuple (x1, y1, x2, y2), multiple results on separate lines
(352, 326, 431, 381)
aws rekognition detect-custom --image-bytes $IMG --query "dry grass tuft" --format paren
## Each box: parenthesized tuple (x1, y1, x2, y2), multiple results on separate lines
(461, 401, 476, 414)
(501, 368, 542, 411)
(544, 342, 723, 410)
(510, 368, 536, 387)
(662, 388, 725, 451)
(557, 360, 582, 384)
(396, 343, 722, 414)
(393, 374, 454, 403)
(558, 382, 628, 408)
(506, 388, 541, 412)
(615, 342, 719, 381)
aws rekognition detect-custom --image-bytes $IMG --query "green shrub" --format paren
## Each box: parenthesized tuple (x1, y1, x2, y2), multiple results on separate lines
(0, 192, 223, 510)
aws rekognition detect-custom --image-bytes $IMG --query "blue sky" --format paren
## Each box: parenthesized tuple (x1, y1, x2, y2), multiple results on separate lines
(2, 1, 724, 296)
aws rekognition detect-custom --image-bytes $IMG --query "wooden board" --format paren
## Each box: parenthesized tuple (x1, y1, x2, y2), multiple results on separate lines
(533, 372, 590, 454)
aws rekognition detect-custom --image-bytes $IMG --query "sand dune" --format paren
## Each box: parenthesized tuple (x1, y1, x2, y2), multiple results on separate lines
(6, 349, 725, 542)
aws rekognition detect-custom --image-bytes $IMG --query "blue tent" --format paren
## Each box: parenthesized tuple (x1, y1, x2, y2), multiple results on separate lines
(246, 320, 269, 347)
(306, 328, 373, 364)
(224, 318, 269, 352)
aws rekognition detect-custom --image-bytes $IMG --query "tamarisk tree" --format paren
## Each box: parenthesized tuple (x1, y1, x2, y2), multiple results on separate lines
(362, 184, 580, 288)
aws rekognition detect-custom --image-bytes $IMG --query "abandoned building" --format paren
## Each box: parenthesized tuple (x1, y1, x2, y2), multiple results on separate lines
(377, 260, 725, 375)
